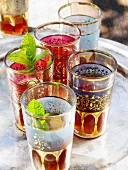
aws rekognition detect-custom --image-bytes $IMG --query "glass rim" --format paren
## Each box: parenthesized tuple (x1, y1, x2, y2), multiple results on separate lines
(58, 2, 102, 26)
(4, 45, 54, 74)
(66, 49, 118, 81)
(34, 21, 81, 47)
(20, 82, 77, 119)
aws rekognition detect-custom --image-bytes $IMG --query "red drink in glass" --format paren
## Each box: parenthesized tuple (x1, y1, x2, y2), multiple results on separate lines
(4, 46, 54, 132)
(34, 22, 80, 85)
(41, 34, 77, 84)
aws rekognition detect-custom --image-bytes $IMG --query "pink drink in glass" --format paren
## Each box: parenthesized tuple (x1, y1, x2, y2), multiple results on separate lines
(34, 22, 80, 85)
(5, 46, 54, 132)
(41, 34, 77, 85)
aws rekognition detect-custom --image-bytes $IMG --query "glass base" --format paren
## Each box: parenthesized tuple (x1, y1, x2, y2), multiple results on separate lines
(74, 129, 105, 139)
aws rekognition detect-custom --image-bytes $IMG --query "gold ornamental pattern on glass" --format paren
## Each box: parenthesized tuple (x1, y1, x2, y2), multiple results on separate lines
(76, 90, 112, 112)
(4, 46, 54, 132)
(58, 2, 102, 50)
(34, 21, 80, 84)
(66, 49, 117, 138)
(20, 82, 76, 170)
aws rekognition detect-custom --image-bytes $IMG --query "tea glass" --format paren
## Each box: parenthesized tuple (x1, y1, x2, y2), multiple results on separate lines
(66, 50, 117, 138)
(58, 2, 102, 50)
(20, 82, 76, 170)
(4, 46, 54, 132)
(34, 21, 80, 85)
(0, 0, 29, 36)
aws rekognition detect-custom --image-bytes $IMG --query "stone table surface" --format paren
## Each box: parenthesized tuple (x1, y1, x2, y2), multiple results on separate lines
(0, 35, 128, 170)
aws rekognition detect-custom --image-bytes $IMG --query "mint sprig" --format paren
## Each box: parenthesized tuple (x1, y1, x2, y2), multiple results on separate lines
(32, 50, 49, 63)
(26, 99, 52, 130)
(7, 50, 33, 69)
(26, 99, 64, 130)
(26, 99, 45, 116)
(20, 32, 36, 61)
(7, 32, 51, 72)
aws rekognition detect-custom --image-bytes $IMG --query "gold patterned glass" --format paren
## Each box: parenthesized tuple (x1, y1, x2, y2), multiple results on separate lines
(66, 50, 117, 138)
(34, 21, 80, 85)
(4, 46, 54, 132)
(20, 82, 76, 170)
(58, 2, 102, 50)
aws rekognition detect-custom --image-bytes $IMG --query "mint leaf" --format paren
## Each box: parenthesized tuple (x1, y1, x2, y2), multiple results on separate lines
(32, 50, 49, 63)
(32, 119, 49, 130)
(26, 99, 45, 116)
(20, 32, 36, 61)
(7, 50, 33, 69)
(26, 99, 52, 130)
(7, 32, 51, 74)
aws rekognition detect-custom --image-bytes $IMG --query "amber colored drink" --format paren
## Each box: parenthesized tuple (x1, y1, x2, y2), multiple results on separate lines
(69, 63, 113, 138)
(0, 13, 28, 35)
(29, 142, 72, 170)
(0, 0, 29, 36)
(66, 49, 117, 138)
(41, 34, 77, 85)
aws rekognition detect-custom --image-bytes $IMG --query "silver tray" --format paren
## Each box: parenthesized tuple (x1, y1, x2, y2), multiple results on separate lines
(0, 36, 128, 170)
